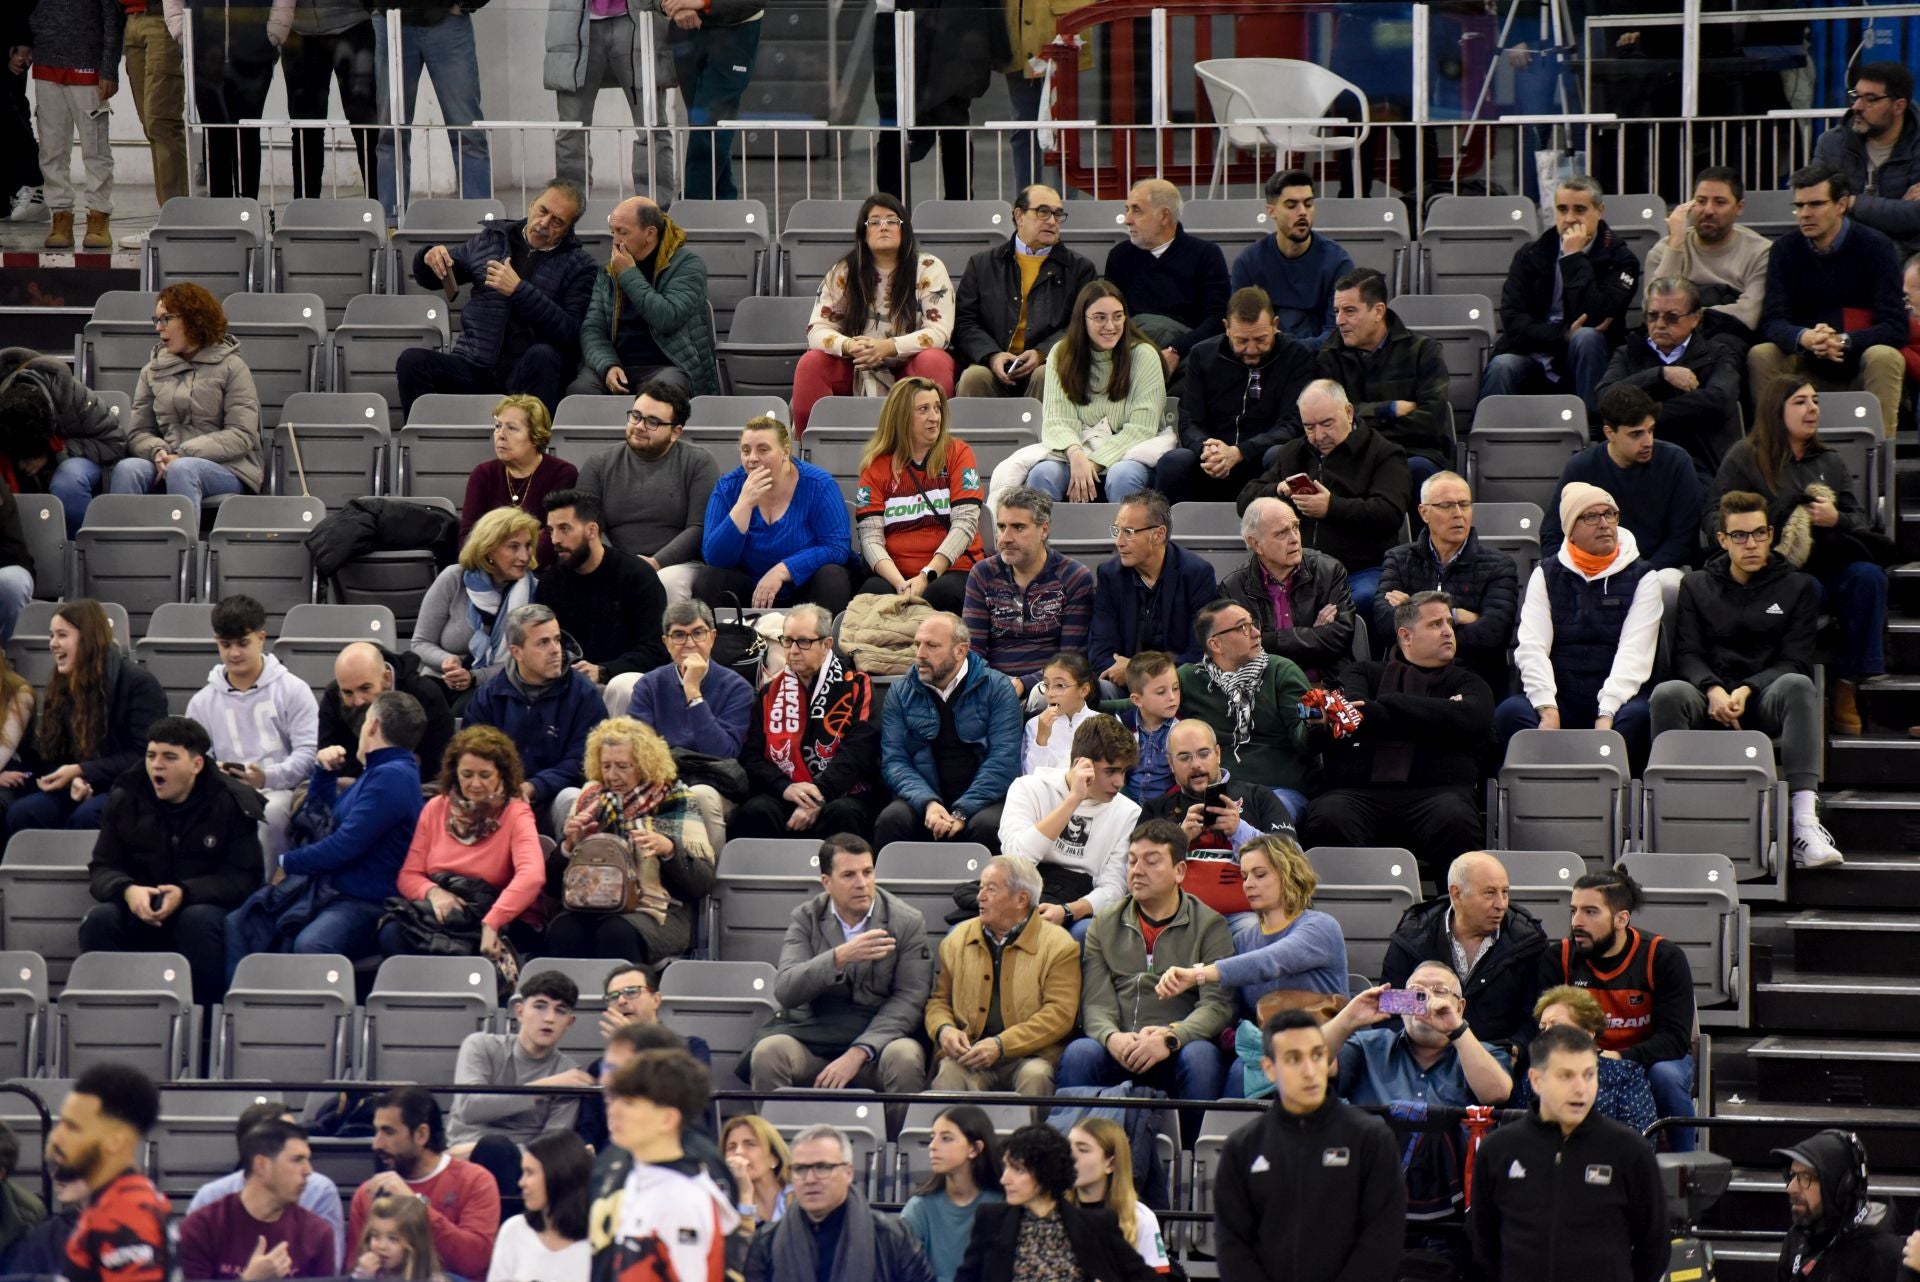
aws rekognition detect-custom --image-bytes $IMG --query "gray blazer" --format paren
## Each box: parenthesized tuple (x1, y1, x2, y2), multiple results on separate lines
(772, 888, 933, 1059)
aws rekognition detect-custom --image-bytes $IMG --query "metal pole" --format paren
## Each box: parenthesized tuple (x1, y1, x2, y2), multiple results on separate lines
(385, 9, 408, 222)
(1150, 8, 1170, 129)
(180, 13, 199, 198)
(1411, 3, 1431, 205)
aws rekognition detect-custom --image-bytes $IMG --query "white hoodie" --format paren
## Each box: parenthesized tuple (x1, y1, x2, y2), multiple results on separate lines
(184, 654, 320, 792)
(1513, 525, 1664, 720)
(998, 767, 1143, 915)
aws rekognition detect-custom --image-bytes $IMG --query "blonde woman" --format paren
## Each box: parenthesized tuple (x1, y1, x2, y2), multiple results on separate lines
(1068, 1118, 1170, 1273)
(720, 1114, 793, 1231)
(544, 717, 715, 965)
(411, 507, 542, 710)
(459, 395, 578, 562)
(852, 377, 985, 614)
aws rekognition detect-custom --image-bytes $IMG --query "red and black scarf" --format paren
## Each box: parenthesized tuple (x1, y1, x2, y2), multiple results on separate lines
(760, 651, 870, 790)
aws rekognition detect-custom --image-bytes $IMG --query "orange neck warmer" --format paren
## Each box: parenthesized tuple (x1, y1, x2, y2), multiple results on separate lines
(1566, 542, 1617, 577)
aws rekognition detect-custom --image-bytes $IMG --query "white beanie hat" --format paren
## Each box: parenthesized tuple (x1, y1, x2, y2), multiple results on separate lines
(1559, 482, 1615, 536)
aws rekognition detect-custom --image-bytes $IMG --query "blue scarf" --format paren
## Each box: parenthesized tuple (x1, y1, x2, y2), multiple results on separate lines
(463, 569, 534, 668)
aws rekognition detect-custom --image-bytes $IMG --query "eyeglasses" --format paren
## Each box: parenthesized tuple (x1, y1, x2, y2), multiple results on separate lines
(1110, 523, 1165, 540)
(605, 985, 651, 1002)
(1786, 1170, 1820, 1190)
(1645, 309, 1698, 326)
(1422, 500, 1473, 514)
(864, 218, 904, 230)
(791, 1162, 851, 1181)
(1406, 982, 1462, 1000)
(1723, 526, 1772, 545)
(783, 635, 827, 650)
(1022, 206, 1068, 221)
(665, 627, 714, 644)
(1847, 89, 1892, 105)
(152, 313, 178, 329)
(1217, 619, 1259, 638)
(1575, 507, 1621, 527)
(626, 411, 676, 430)
(1087, 311, 1128, 327)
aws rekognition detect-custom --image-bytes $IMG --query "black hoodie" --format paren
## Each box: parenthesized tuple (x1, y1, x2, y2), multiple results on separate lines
(1672, 553, 1819, 699)
(1774, 1129, 1904, 1280)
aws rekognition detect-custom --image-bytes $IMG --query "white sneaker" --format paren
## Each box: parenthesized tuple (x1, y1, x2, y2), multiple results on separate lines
(8, 187, 48, 223)
(1791, 821, 1844, 869)
(118, 229, 148, 250)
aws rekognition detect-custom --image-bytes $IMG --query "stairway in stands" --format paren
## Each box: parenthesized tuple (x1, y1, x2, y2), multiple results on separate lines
(1702, 432, 1920, 1279)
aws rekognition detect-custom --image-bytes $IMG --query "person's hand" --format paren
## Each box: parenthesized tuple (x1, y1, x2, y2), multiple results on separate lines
(1808, 495, 1841, 529)
(1417, 987, 1465, 1035)
(1347, 984, 1393, 1025)
(679, 650, 709, 700)
(242, 1236, 294, 1280)
(97, 78, 115, 102)
(68, 775, 92, 803)
(363, 1171, 412, 1203)
(1209, 444, 1243, 478)
(1904, 1228, 1920, 1271)
(608, 245, 636, 276)
(937, 1024, 973, 1060)
(316, 745, 349, 773)
(604, 365, 630, 393)
(1066, 449, 1098, 503)
(1617, 30, 1640, 46)
(1291, 480, 1331, 519)
(225, 762, 266, 790)
(1033, 703, 1061, 744)
(1104, 1031, 1143, 1071)
(354, 1248, 383, 1279)
(1454, 607, 1480, 624)
(1661, 365, 1699, 393)
(152, 450, 175, 479)
(1594, 713, 1615, 732)
(1131, 1030, 1173, 1070)
(1503, 42, 1533, 70)
(1725, 685, 1750, 720)
(562, 806, 597, 850)
(1314, 603, 1338, 627)
(813, 1048, 867, 1089)
(1565, 312, 1591, 338)
(123, 885, 161, 925)
(1559, 222, 1592, 257)
(834, 928, 896, 969)
(923, 801, 963, 838)
(1009, 350, 1042, 380)
(1160, 347, 1181, 377)
(269, 865, 287, 887)
(752, 564, 789, 608)
(1155, 966, 1206, 1000)
(1383, 589, 1410, 608)
(1100, 656, 1129, 686)
(1063, 756, 1095, 802)
(440, 657, 471, 692)
(0, 771, 29, 789)
(1705, 686, 1739, 727)
(899, 573, 927, 600)
(735, 464, 777, 514)
(519, 780, 537, 804)
(1666, 201, 1692, 246)
(635, 829, 674, 859)
(957, 1035, 1002, 1069)
(425, 886, 462, 922)
(1537, 707, 1562, 732)
(1037, 902, 1069, 926)
(1180, 801, 1208, 842)
(783, 781, 825, 811)
(851, 338, 893, 371)
(424, 245, 456, 281)
(38, 764, 82, 793)
(988, 352, 1020, 386)
(787, 803, 820, 831)
(672, 6, 701, 27)
(152, 885, 183, 922)
(1799, 323, 1836, 356)
(573, 659, 605, 684)
(479, 922, 506, 970)
(1208, 792, 1244, 835)
(483, 258, 522, 296)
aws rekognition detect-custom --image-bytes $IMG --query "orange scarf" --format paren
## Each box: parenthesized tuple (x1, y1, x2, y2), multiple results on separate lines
(1565, 542, 1617, 577)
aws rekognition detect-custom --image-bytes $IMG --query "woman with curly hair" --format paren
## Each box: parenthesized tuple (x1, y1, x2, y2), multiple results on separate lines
(412, 507, 542, 713)
(380, 725, 545, 966)
(2, 599, 165, 834)
(852, 376, 985, 614)
(957, 1124, 1158, 1282)
(459, 395, 578, 563)
(790, 194, 956, 433)
(112, 284, 265, 507)
(542, 717, 715, 965)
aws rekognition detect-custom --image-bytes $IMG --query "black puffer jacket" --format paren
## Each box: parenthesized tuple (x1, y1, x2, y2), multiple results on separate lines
(1372, 528, 1520, 672)
(1380, 897, 1549, 1045)
(305, 496, 460, 578)
(410, 218, 596, 370)
(1218, 548, 1355, 673)
(0, 347, 130, 467)
(89, 762, 265, 910)
(1316, 310, 1453, 466)
(1492, 222, 1642, 357)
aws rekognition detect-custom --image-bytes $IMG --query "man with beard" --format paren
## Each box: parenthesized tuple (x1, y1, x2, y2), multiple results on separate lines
(1230, 171, 1354, 348)
(575, 381, 718, 605)
(1470, 1024, 1666, 1282)
(1540, 866, 1698, 1151)
(1813, 62, 1920, 255)
(46, 1063, 168, 1282)
(1175, 599, 1314, 821)
(1775, 1130, 1903, 1279)
(1642, 166, 1772, 345)
(1317, 267, 1453, 486)
(534, 487, 669, 717)
(1140, 719, 1294, 928)
(347, 1087, 499, 1280)
(318, 643, 453, 786)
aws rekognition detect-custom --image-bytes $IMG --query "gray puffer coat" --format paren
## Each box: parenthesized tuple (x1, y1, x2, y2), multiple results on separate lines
(128, 336, 265, 493)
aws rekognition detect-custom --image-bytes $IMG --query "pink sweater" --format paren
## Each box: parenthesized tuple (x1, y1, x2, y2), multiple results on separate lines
(398, 796, 545, 930)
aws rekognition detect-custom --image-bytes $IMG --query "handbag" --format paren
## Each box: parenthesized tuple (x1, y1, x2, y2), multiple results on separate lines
(562, 832, 645, 914)
(710, 597, 771, 683)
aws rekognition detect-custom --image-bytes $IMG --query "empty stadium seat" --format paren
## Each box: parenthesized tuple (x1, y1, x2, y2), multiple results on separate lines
(273, 603, 398, 691)
(0, 1078, 71, 1180)
(7, 601, 130, 691)
(202, 495, 326, 624)
(1045, 502, 1123, 569)
(361, 955, 501, 1085)
(554, 394, 637, 427)
(396, 423, 489, 509)
(1815, 399, 1891, 528)
(801, 397, 882, 433)
(1418, 195, 1538, 301)
(1059, 200, 1129, 261)
(0, 952, 48, 1079)
(1386, 294, 1494, 418)
(669, 199, 772, 340)
(330, 295, 449, 426)
(1170, 502, 1243, 550)
(213, 952, 357, 1088)
(716, 297, 813, 399)
(1178, 199, 1271, 265)
(151, 1088, 280, 1197)
(1607, 193, 1668, 273)
(910, 199, 1014, 275)
(272, 390, 391, 510)
(221, 292, 327, 428)
(327, 496, 453, 633)
(1497, 849, 1584, 933)
(1463, 395, 1587, 512)
(15, 494, 67, 601)
(135, 602, 219, 714)
(655, 959, 779, 1086)
(1316, 197, 1413, 293)
(874, 841, 984, 934)
(76, 291, 162, 399)
(271, 198, 390, 325)
(760, 1091, 887, 1195)
(1472, 501, 1544, 585)
(145, 197, 266, 296)
(55, 950, 197, 1080)
(687, 394, 791, 430)
(1641, 730, 1786, 892)
(516, 957, 615, 1058)
(75, 494, 199, 633)
(1490, 729, 1632, 863)
(1300, 846, 1421, 980)
(1616, 851, 1746, 1019)
(1188, 1108, 1261, 1256)
(776, 199, 867, 297)
(1738, 189, 1795, 240)
(710, 838, 823, 966)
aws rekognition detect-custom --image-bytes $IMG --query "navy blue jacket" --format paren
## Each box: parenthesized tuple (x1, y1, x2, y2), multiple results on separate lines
(1103, 226, 1233, 357)
(280, 746, 424, 904)
(463, 667, 602, 806)
(879, 651, 1023, 821)
(1760, 219, 1909, 371)
(1541, 440, 1703, 571)
(412, 217, 597, 369)
(1088, 541, 1220, 673)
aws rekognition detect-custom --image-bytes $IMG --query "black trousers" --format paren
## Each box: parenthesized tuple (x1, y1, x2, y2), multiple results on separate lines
(193, 8, 279, 199)
(691, 563, 853, 616)
(1, 64, 40, 194)
(541, 908, 691, 966)
(281, 21, 377, 197)
(396, 344, 570, 417)
(78, 900, 229, 1006)
(730, 791, 885, 845)
(872, 798, 1004, 855)
(1303, 785, 1482, 888)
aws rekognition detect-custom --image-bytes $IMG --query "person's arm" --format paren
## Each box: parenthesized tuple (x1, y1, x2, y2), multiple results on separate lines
(425, 1164, 501, 1281)
(1039, 346, 1087, 454)
(923, 934, 961, 1044)
(450, 1035, 534, 1131)
(1759, 245, 1803, 355)
(1084, 344, 1166, 469)
(1595, 572, 1663, 721)
(853, 905, 933, 1057)
(480, 804, 548, 930)
(951, 678, 1024, 819)
(1171, 911, 1239, 1045)
(1323, 447, 1412, 539)
(1330, 1121, 1411, 1282)
(1452, 1028, 1514, 1104)
(1361, 670, 1495, 743)
(999, 936, 1082, 1060)
(1391, 334, 1454, 458)
(524, 684, 597, 805)
(1085, 566, 1120, 677)
(579, 271, 619, 378)
(597, 558, 671, 677)
(393, 805, 438, 902)
(698, 470, 749, 569)
(1644, 457, 1704, 571)
(806, 263, 854, 355)
(85, 792, 138, 905)
(1212, 911, 1348, 989)
(856, 511, 892, 576)
(1455, 553, 1519, 652)
(997, 777, 1063, 865)
(1085, 824, 1134, 916)
(655, 808, 717, 905)
(653, 448, 718, 568)
(1618, 938, 1695, 1070)
(1176, 354, 1212, 452)
(282, 772, 412, 876)
(1078, 915, 1123, 1046)
(1598, 341, 1669, 399)
(413, 237, 477, 293)
(1170, 242, 1232, 357)
(887, 255, 956, 355)
(261, 683, 320, 792)
(1671, 581, 1722, 693)
(879, 687, 939, 816)
(125, 363, 165, 459)
(1512, 568, 1558, 713)
(777, 473, 854, 585)
(1726, 235, 1770, 334)
(1498, 243, 1563, 353)
(1567, 238, 1641, 332)
(770, 906, 840, 1009)
(508, 250, 596, 340)
(82, 668, 166, 787)
(622, 250, 707, 337)
(172, 362, 261, 466)
(410, 567, 461, 670)
(1267, 558, 1355, 669)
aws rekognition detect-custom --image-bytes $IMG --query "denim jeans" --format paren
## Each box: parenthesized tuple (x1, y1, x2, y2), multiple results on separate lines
(1648, 1053, 1696, 1152)
(1347, 566, 1382, 625)
(1057, 1033, 1226, 1101)
(49, 456, 103, 537)
(1495, 693, 1652, 766)
(1480, 326, 1611, 409)
(0, 567, 32, 641)
(225, 886, 385, 987)
(372, 13, 490, 221)
(1026, 459, 1153, 505)
(1004, 71, 1046, 194)
(109, 456, 246, 508)
(1813, 560, 1888, 681)
(6, 789, 107, 835)
(670, 19, 761, 201)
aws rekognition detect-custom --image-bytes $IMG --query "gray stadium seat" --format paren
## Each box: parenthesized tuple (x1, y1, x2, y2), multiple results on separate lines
(1640, 730, 1786, 892)
(1463, 395, 1587, 512)
(1301, 846, 1421, 980)
(1471, 500, 1543, 585)
(715, 297, 813, 399)
(1418, 195, 1539, 301)
(361, 955, 501, 1085)
(1315, 197, 1413, 293)
(274, 603, 399, 691)
(1045, 502, 1123, 568)
(271, 198, 391, 326)
(776, 199, 867, 297)
(134, 602, 219, 714)
(656, 959, 779, 1086)
(213, 952, 356, 1088)
(15, 494, 67, 601)
(405, 393, 499, 427)
(396, 424, 489, 509)
(710, 838, 822, 966)
(573, 197, 621, 261)
(1178, 199, 1272, 265)
(1814, 401, 1891, 530)
(892, 1098, 1034, 1199)
(554, 395, 637, 427)
(801, 397, 881, 433)
(330, 295, 450, 427)
(760, 1091, 886, 1196)
(949, 397, 1043, 437)
(202, 495, 326, 624)
(1616, 851, 1746, 1020)
(388, 198, 509, 334)
(151, 1088, 281, 1197)
(1170, 502, 1244, 555)
(1386, 294, 1494, 417)
(145, 197, 266, 296)
(6, 600, 130, 691)
(669, 199, 772, 339)
(910, 199, 1013, 278)
(76, 291, 162, 399)
(1189, 1108, 1261, 1256)
(1607, 193, 1668, 276)
(688, 395, 791, 429)
(74, 494, 199, 634)
(1497, 849, 1584, 936)
(222, 292, 327, 428)
(328, 496, 453, 634)
(516, 957, 616, 1059)
(1490, 729, 1632, 864)
(273, 391, 391, 511)
(1059, 200, 1130, 260)
(55, 950, 196, 1080)
(1738, 190, 1795, 240)
(874, 841, 984, 936)
(0, 1078, 71, 1180)
(0, 833, 93, 990)
(0, 952, 48, 1079)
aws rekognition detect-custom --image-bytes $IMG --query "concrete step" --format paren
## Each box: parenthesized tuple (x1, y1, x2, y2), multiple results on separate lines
(1754, 969, 1920, 1034)
(1824, 736, 1920, 787)
(1747, 1034, 1920, 1108)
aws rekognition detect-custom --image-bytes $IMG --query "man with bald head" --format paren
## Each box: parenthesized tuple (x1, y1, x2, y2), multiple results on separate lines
(575, 196, 718, 398)
(953, 184, 1099, 398)
(1381, 851, 1549, 1045)
(1139, 719, 1297, 927)
(317, 644, 453, 786)
(1104, 179, 1233, 379)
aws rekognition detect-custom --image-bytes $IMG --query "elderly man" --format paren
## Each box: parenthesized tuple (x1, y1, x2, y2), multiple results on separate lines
(576, 381, 718, 604)
(1238, 379, 1412, 620)
(1219, 495, 1355, 679)
(745, 835, 931, 1105)
(396, 182, 597, 415)
(1381, 852, 1549, 1045)
(1374, 472, 1519, 695)
(462, 604, 601, 826)
(1088, 490, 1219, 683)
(1318, 267, 1453, 484)
(1324, 961, 1513, 1108)
(1542, 385, 1704, 585)
(745, 1125, 933, 1282)
(1175, 599, 1314, 820)
(1481, 176, 1641, 409)
(534, 488, 669, 697)
(1500, 482, 1663, 763)
(1230, 169, 1355, 348)
(1153, 286, 1316, 504)
(1595, 276, 1743, 480)
(1751, 162, 1908, 437)
(999, 715, 1141, 937)
(876, 612, 1022, 850)
(734, 604, 884, 842)
(318, 643, 454, 782)
(1642, 166, 1772, 343)
(1103, 179, 1233, 376)
(1812, 61, 1920, 254)
(574, 196, 718, 399)
(622, 600, 754, 753)
(953, 183, 1099, 399)
(961, 486, 1095, 701)
(1140, 719, 1296, 925)
(1303, 592, 1494, 886)
(925, 854, 1081, 1096)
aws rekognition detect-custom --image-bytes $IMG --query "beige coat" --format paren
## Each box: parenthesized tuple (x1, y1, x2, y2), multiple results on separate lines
(926, 909, 1082, 1066)
(129, 336, 265, 493)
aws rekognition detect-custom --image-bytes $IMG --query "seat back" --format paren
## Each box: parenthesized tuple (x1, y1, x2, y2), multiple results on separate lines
(395, 425, 489, 509)
(204, 495, 326, 624)
(554, 395, 638, 428)
(135, 602, 219, 714)
(1301, 847, 1421, 981)
(1386, 293, 1495, 416)
(1045, 502, 1124, 568)
(1471, 501, 1544, 585)
(273, 603, 399, 692)
(656, 960, 780, 1085)
(74, 494, 199, 634)
(1607, 194, 1668, 277)
(222, 292, 327, 428)
(275, 391, 392, 510)
(1814, 408, 1888, 530)
(1617, 852, 1742, 1012)
(1464, 397, 1588, 511)
(516, 957, 617, 1059)
(1642, 730, 1781, 884)
(331, 295, 450, 427)
(151, 1088, 282, 1198)
(362, 955, 501, 1084)
(1419, 197, 1539, 300)
(875, 842, 985, 939)
(1739, 190, 1796, 240)
(893, 1098, 1036, 1198)
(0, 1078, 71, 1180)
(390, 199, 509, 332)
(78, 291, 163, 398)
(715, 297, 814, 399)
(1188, 1109, 1261, 1255)
(1497, 849, 1584, 937)
(1178, 199, 1272, 264)
(711, 839, 824, 966)
(908, 200, 1012, 278)
(1494, 729, 1631, 863)
(272, 198, 390, 326)
(1316, 197, 1412, 291)
(147, 198, 266, 295)
(0, 952, 48, 1079)
(776, 200, 867, 297)
(15, 493, 67, 601)
(56, 950, 194, 1080)
(687, 395, 792, 430)
(216, 952, 357, 1092)
(670, 200, 771, 339)
(1059, 200, 1130, 261)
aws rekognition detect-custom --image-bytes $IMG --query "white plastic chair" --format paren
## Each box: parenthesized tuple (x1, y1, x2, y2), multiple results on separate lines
(1194, 59, 1371, 197)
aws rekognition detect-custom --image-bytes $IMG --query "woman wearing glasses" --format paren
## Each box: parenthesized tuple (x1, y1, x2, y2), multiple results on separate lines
(1031, 279, 1167, 505)
(413, 508, 542, 714)
(853, 376, 985, 614)
(695, 416, 854, 613)
(114, 283, 263, 509)
(458, 395, 577, 564)
(790, 194, 956, 434)
(1709, 377, 1896, 735)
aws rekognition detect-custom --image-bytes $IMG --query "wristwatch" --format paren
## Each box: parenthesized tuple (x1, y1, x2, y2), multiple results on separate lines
(922, 567, 941, 582)
(1162, 1032, 1179, 1052)
(1445, 1023, 1470, 1043)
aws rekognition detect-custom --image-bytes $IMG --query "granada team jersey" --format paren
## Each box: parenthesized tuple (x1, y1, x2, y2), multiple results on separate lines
(855, 440, 986, 576)
(66, 1169, 170, 1282)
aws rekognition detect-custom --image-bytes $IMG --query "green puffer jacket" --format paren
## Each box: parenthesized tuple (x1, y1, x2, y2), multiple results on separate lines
(579, 235, 718, 397)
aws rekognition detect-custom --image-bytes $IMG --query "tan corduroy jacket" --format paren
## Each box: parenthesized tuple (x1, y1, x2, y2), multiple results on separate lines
(926, 908, 1082, 1066)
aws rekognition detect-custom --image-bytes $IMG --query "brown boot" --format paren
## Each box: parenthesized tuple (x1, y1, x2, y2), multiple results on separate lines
(82, 210, 110, 250)
(1831, 679, 1863, 736)
(43, 211, 73, 250)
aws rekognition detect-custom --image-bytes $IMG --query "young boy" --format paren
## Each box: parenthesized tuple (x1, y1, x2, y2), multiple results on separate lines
(1122, 651, 1181, 803)
(184, 594, 319, 872)
(599, 1051, 741, 1281)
